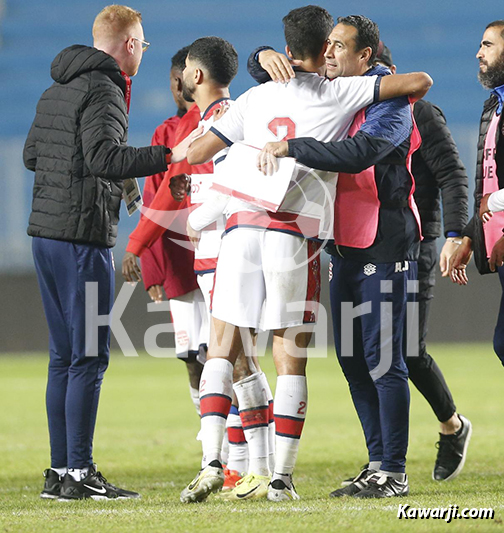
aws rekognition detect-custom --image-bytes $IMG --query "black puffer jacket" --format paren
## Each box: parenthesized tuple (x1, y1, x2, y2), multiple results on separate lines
(412, 100, 468, 239)
(464, 93, 504, 274)
(23, 45, 167, 247)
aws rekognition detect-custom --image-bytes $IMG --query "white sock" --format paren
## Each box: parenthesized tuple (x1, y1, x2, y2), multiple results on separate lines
(258, 371, 276, 472)
(272, 375, 307, 480)
(226, 405, 249, 473)
(189, 386, 201, 416)
(52, 467, 67, 477)
(221, 429, 230, 466)
(368, 461, 381, 472)
(234, 372, 270, 476)
(379, 470, 406, 482)
(199, 358, 234, 467)
(68, 467, 89, 481)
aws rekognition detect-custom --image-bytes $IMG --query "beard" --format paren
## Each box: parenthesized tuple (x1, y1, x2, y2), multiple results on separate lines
(478, 51, 504, 89)
(181, 81, 195, 103)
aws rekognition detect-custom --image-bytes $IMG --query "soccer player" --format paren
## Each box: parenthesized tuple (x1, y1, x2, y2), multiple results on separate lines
(179, 7, 432, 503)
(130, 45, 209, 416)
(123, 37, 273, 488)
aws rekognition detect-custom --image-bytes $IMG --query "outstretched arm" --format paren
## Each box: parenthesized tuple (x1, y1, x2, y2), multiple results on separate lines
(186, 130, 228, 166)
(260, 97, 412, 174)
(379, 72, 433, 102)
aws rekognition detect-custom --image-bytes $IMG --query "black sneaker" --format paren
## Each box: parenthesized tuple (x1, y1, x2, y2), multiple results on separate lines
(340, 463, 370, 488)
(354, 473, 409, 499)
(40, 469, 62, 499)
(330, 465, 376, 497)
(59, 466, 140, 501)
(433, 414, 472, 481)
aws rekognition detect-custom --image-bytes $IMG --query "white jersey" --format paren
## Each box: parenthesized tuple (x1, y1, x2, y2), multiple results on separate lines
(211, 71, 378, 239)
(190, 100, 230, 273)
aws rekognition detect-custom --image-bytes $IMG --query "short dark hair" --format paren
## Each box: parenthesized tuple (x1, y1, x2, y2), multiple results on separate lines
(337, 15, 380, 65)
(187, 36, 238, 86)
(171, 46, 190, 72)
(282, 5, 334, 60)
(486, 20, 504, 40)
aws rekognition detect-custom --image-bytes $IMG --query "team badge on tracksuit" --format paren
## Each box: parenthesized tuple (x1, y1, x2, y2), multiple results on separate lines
(363, 263, 377, 276)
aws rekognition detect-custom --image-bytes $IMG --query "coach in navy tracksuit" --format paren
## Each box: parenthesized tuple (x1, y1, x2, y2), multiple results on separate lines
(248, 15, 423, 498)
(23, 5, 171, 500)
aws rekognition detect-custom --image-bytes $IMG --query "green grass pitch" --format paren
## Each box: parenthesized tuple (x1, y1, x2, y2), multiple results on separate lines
(0, 344, 503, 532)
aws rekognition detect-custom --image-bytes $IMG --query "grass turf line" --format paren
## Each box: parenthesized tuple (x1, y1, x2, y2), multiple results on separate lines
(0, 344, 502, 532)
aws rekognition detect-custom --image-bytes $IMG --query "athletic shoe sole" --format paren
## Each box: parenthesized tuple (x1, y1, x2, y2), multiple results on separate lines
(58, 494, 138, 502)
(267, 489, 300, 501)
(40, 492, 60, 500)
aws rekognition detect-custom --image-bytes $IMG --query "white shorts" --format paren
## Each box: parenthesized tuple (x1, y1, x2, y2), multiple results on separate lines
(211, 228, 321, 330)
(170, 288, 207, 363)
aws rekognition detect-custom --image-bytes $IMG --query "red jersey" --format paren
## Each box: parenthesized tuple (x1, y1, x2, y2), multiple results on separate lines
(130, 110, 198, 299)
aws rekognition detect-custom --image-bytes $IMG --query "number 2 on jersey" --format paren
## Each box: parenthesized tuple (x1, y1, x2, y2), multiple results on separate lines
(268, 117, 296, 141)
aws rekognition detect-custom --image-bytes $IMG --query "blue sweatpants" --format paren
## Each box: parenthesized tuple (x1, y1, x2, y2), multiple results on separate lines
(32, 237, 114, 469)
(329, 254, 417, 473)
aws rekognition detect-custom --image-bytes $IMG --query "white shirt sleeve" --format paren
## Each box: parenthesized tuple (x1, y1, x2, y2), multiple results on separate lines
(330, 75, 378, 115)
(210, 89, 252, 145)
(188, 191, 229, 231)
(488, 190, 504, 212)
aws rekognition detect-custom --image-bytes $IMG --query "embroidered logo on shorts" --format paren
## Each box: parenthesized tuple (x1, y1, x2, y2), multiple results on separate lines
(363, 263, 377, 276)
(329, 260, 333, 282)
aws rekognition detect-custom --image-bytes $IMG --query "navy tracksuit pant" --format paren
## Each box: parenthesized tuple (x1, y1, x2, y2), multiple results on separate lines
(329, 253, 417, 473)
(493, 266, 504, 365)
(32, 237, 114, 469)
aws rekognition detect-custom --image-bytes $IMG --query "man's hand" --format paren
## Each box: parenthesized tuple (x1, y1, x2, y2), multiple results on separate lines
(480, 193, 493, 223)
(489, 235, 504, 272)
(170, 173, 191, 202)
(258, 49, 299, 83)
(439, 239, 462, 277)
(257, 141, 288, 175)
(448, 236, 473, 285)
(187, 219, 201, 249)
(147, 284, 163, 303)
(172, 125, 204, 163)
(212, 103, 229, 121)
(122, 251, 142, 282)
(257, 150, 279, 176)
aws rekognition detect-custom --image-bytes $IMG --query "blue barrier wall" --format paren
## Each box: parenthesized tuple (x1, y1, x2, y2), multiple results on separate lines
(0, 0, 502, 271)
